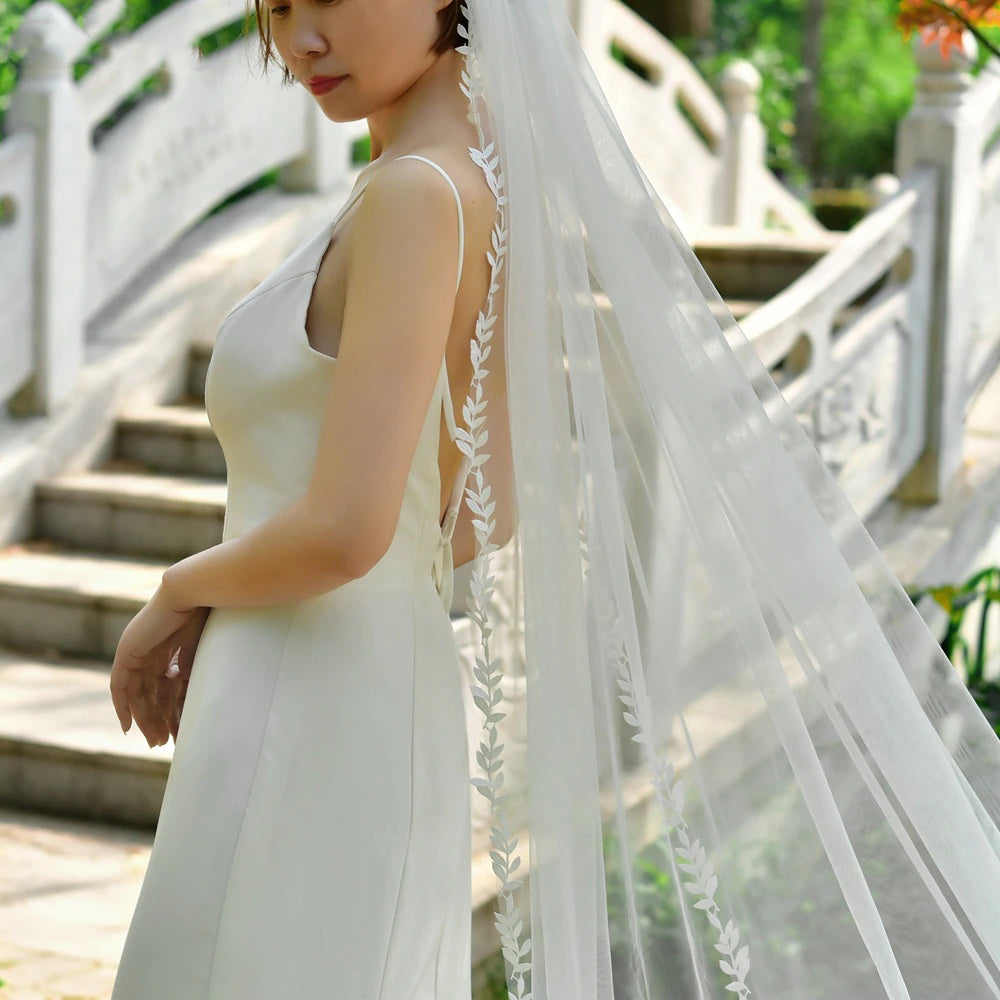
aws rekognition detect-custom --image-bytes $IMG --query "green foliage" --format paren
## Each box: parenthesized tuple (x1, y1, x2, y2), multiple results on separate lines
(1, 0, 374, 158)
(908, 565, 1000, 735)
(475, 948, 511, 1000)
(0, 0, 64, 129)
(815, 0, 917, 185)
(677, 1, 811, 190)
(675, 0, 920, 188)
(1, 0, 248, 137)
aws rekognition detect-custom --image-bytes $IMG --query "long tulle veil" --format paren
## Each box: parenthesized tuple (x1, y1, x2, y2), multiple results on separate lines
(450, 0, 1000, 996)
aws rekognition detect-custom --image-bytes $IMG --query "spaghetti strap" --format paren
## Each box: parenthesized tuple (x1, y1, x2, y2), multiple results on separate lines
(394, 154, 465, 447)
(391, 155, 474, 540)
(395, 154, 465, 295)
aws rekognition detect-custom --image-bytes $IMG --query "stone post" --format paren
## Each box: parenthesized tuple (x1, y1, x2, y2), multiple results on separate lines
(564, 0, 606, 52)
(867, 172, 902, 212)
(894, 30, 980, 502)
(6, 2, 90, 416)
(717, 59, 766, 229)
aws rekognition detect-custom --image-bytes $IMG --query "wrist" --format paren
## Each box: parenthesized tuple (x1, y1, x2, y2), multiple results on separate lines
(160, 563, 199, 614)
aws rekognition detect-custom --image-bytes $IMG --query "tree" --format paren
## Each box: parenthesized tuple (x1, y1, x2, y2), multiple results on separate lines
(795, 0, 826, 180)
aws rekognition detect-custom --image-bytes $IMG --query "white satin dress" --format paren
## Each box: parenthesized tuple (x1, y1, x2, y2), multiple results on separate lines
(111, 154, 476, 999)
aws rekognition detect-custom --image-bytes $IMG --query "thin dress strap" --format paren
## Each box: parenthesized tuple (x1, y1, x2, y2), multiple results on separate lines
(394, 154, 472, 542)
(395, 154, 464, 444)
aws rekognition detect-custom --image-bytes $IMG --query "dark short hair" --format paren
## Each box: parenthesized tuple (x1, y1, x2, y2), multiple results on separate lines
(249, 0, 466, 85)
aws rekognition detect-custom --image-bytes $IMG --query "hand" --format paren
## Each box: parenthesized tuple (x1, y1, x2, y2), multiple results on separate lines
(110, 583, 211, 747)
(159, 605, 211, 741)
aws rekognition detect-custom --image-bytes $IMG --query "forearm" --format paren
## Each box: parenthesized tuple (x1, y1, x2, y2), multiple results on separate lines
(162, 496, 359, 612)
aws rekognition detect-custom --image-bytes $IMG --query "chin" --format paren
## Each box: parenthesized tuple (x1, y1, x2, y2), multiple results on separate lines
(317, 105, 366, 125)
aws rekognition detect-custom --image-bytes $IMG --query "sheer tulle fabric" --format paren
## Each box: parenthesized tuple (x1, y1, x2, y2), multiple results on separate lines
(454, 0, 1000, 996)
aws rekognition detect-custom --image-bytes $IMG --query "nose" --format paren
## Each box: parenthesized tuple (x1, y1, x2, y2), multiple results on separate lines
(287, 23, 328, 62)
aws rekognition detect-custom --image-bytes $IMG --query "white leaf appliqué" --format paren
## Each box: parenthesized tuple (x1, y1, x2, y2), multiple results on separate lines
(457, 6, 532, 999)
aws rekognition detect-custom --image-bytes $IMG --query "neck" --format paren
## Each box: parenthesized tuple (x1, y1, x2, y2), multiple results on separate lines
(366, 48, 466, 162)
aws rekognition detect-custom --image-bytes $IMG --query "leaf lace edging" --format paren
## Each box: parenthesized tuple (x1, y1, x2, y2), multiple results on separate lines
(457, 9, 531, 1000)
(580, 534, 752, 999)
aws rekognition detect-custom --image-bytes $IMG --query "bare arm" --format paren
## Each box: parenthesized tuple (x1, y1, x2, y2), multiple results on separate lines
(162, 160, 460, 611)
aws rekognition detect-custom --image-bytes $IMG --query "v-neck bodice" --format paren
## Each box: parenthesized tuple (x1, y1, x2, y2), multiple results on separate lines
(203, 153, 475, 610)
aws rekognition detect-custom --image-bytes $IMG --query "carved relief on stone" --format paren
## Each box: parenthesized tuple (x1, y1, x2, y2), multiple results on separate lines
(795, 319, 905, 479)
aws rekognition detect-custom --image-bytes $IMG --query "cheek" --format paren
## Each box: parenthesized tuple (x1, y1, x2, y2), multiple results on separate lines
(353, 32, 420, 91)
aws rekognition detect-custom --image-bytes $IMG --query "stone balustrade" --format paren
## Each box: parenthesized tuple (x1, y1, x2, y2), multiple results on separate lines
(0, 0, 815, 418)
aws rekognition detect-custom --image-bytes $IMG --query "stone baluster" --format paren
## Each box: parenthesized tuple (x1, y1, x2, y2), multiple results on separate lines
(894, 30, 980, 502)
(717, 59, 766, 228)
(867, 172, 902, 212)
(6, 2, 89, 416)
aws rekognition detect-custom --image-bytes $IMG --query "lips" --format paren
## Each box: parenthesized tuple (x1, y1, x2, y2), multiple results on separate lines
(309, 75, 347, 95)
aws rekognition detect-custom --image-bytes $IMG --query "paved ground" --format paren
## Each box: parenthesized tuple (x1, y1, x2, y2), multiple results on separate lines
(0, 807, 152, 999)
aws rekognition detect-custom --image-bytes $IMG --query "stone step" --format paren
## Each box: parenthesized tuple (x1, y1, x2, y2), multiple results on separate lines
(0, 651, 170, 829)
(0, 544, 166, 660)
(188, 341, 213, 403)
(0, 802, 503, 999)
(0, 640, 782, 984)
(35, 469, 225, 561)
(115, 402, 225, 478)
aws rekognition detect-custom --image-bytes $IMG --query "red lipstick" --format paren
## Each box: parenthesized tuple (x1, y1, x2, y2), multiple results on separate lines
(309, 75, 347, 95)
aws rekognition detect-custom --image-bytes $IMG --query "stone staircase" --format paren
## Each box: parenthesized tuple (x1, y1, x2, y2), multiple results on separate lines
(0, 339, 524, 993)
(0, 224, 895, 836)
(0, 345, 218, 829)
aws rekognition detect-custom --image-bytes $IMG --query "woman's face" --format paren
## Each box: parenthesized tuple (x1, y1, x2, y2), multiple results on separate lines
(262, 0, 447, 121)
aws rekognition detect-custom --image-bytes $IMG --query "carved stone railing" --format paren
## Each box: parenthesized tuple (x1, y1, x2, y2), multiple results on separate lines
(719, 29, 1000, 510)
(0, 133, 35, 404)
(2, 0, 366, 415)
(0, 0, 825, 418)
(893, 33, 1000, 502)
(740, 167, 937, 520)
(964, 63, 1000, 404)
(578, 0, 826, 239)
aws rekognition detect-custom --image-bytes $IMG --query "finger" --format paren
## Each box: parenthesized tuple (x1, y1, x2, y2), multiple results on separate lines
(128, 670, 155, 746)
(109, 663, 133, 734)
(147, 669, 172, 747)
(158, 673, 183, 745)
(132, 668, 166, 748)
(158, 672, 182, 742)
(123, 671, 152, 744)
(147, 672, 168, 746)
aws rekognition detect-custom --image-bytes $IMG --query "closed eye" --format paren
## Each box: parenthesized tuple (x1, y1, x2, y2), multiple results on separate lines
(269, 0, 339, 13)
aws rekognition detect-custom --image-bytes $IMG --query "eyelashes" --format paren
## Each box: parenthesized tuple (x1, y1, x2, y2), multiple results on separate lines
(268, 0, 339, 16)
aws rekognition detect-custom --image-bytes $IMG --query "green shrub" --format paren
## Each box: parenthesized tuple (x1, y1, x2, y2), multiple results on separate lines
(909, 565, 1000, 735)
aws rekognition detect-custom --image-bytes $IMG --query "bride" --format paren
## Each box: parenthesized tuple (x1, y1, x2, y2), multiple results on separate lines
(110, 0, 511, 996)
(111, 0, 1000, 995)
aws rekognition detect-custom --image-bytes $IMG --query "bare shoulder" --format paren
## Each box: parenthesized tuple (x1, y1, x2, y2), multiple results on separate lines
(381, 144, 497, 232)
